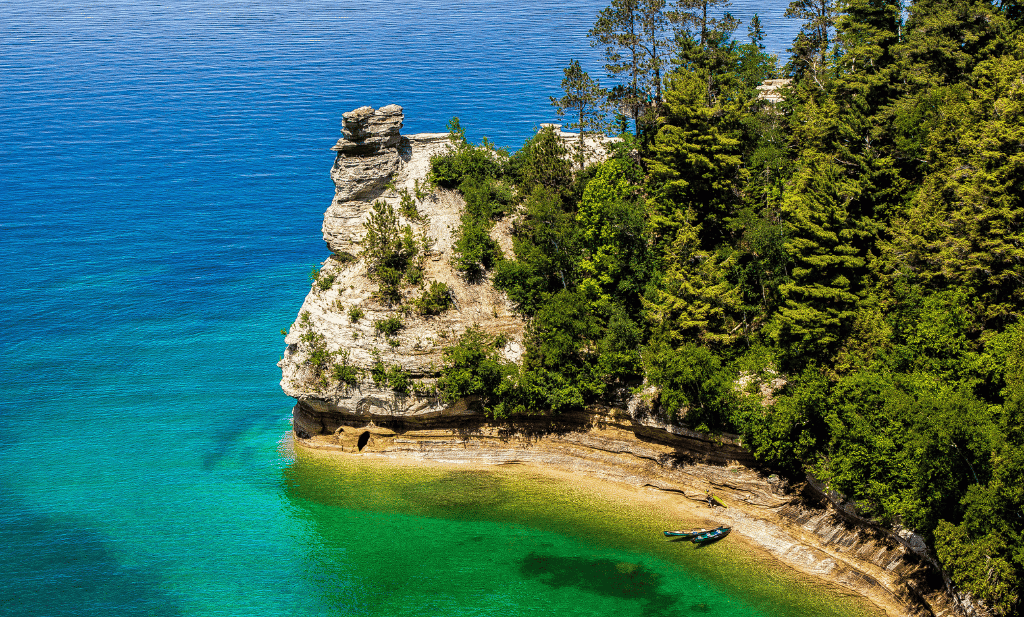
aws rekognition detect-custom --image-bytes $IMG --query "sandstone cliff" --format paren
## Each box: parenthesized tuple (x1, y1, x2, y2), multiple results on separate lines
(280, 106, 964, 617)
(279, 105, 525, 419)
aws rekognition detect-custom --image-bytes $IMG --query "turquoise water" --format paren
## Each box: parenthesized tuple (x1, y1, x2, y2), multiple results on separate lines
(0, 2, 876, 615)
(284, 454, 880, 617)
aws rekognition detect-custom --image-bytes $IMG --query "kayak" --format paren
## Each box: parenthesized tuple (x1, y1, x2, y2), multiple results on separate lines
(663, 528, 713, 538)
(692, 526, 731, 543)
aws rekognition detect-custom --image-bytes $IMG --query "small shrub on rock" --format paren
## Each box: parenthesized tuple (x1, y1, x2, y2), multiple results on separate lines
(415, 281, 454, 316)
(373, 315, 404, 338)
(453, 215, 502, 282)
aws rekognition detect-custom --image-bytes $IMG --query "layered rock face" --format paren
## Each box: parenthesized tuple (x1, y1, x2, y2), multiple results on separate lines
(279, 105, 525, 420)
(322, 105, 405, 257)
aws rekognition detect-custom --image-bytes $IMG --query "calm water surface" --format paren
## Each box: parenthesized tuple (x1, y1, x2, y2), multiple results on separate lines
(0, 1, 874, 615)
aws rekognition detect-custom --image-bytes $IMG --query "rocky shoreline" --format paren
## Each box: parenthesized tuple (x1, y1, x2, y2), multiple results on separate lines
(281, 106, 963, 617)
(291, 400, 956, 617)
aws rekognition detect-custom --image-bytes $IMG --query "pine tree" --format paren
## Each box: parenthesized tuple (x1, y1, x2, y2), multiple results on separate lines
(785, 0, 837, 87)
(645, 66, 747, 249)
(900, 0, 1008, 88)
(551, 60, 609, 168)
(878, 43, 1024, 329)
(670, 0, 736, 49)
(769, 155, 867, 363)
(589, 0, 674, 133)
(642, 210, 741, 345)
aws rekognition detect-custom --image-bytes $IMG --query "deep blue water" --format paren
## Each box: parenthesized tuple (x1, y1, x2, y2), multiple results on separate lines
(0, 2, 850, 616)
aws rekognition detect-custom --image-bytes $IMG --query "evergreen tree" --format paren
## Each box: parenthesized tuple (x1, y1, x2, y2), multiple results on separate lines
(589, 0, 674, 133)
(785, 0, 837, 87)
(900, 0, 1008, 88)
(550, 59, 609, 169)
(575, 157, 649, 310)
(645, 65, 747, 249)
(769, 155, 867, 364)
(878, 45, 1024, 328)
(670, 0, 735, 49)
(642, 210, 741, 344)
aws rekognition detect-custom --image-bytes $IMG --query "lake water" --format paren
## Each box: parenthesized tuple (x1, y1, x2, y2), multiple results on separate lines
(1, 2, 876, 615)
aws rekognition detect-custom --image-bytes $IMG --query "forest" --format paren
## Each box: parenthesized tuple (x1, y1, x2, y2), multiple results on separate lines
(414, 0, 1024, 612)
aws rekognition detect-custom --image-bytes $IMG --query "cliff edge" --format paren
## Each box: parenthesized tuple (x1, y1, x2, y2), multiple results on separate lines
(279, 106, 962, 617)
(279, 105, 525, 420)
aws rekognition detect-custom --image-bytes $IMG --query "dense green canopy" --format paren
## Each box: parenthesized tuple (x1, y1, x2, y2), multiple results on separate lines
(430, 1, 1024, 611)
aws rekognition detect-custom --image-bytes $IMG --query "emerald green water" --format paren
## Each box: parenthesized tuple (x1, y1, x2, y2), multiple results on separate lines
(284, 450, 882, 617)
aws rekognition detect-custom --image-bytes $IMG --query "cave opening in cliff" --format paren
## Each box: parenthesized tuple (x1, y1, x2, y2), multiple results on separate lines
(357, 431, 370, 451)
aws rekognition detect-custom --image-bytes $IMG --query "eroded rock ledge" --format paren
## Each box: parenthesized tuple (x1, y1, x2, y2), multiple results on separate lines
(293, 401, 956, 617)
(282, 106, 960, 617)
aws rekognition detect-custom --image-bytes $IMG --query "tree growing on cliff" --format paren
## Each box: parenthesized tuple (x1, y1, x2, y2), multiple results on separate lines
(550, 59, 609, 168)
(670, 0, 737, 50)
(361, 200, 423, 305)
(589, 0, 673, 134)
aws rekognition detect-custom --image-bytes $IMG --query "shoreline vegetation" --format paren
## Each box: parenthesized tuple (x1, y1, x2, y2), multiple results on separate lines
(284, 0, 1023, 614)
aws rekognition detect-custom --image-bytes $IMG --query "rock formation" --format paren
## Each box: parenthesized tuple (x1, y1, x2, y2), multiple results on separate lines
(322, 104, 405, 257)
(281, 106, 961, 617)
(279, 105, 525, 421)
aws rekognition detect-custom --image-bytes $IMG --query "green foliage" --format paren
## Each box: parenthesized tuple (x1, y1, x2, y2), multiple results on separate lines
(430, 146, 503, 189)
(509, 126, 573, 196)
(767, 156, 867, 366)
(436, 327, 520, 418)
(361, 200, 405, 274)
(642, 213, 740, 345)
(784, 0, 837, 83)
(375, 267, 403, 306)
(361, 200, 426, 305)
(308, 20, 1024, 609)
(550, 59, 608, 168)
(348, 306, 364, 323)
(645, 67, 748, 249)
(413, 281, 453, 316)
(368, 349, 413, 395)
(386, 364, 411, 395)
(732, 365, 828, 476)
(518, 290, 606, 413)
(460, 176, 516, 220)
(576, 157, 649, 309)
(642, 340, 735, 431)
(452, 214, 502, 281)
(817, 373, 998, 537)
(428, 117, 506, 188)
(451, 176, 509, 282)
(331, 349, 360, 391)
(398, 188, 422, 221)
(494, 186, 580, 315)
(309, 265, 337, 292)
(373, 315, 404, 338)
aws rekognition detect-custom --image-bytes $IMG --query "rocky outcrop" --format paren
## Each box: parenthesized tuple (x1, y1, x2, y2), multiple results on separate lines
(281, 107, 959, 617)
(280, 105, 525, 419)
(322, 105, 406, 257)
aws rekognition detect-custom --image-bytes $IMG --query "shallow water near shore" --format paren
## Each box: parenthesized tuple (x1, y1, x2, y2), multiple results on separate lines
(286, 449, 882, 617)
